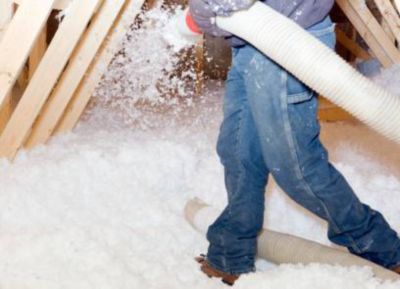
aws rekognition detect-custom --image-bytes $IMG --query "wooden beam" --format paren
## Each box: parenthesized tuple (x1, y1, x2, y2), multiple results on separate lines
(348, 0, 400, 63)
(335, 27, 371, 60)
(336, 0, 397, 67)
(195, 37, 205, 96)
(29, 26, 48, 79)
(0, 0, 13, 41)
(393, 0, 400, 15)
(318, 97, 355, 122)
(0, 0, 55, 112)
(13, 0, 72, 10)
(373, 0, 400, 45)
(0, 94, 12, 134)
(0, 0, 14, 133)
(355, 0, 400, 62)
(381, 18, 396, 44)
(25, 0, 126, 148)
(55, 0, 146, 134)
(0, 0, 102, 159)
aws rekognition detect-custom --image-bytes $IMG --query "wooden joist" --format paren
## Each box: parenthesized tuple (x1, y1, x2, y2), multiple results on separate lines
(195, 38, 205, 96)
(13, 0, 72, 10)
(56, 0, 146, 134)
(335, 27, 371, 60)
(381, 18, 396, 44)
(0, 0, 102, 159)
(394, 0, 400, 14)
(336, 0, 400, 68)
(373, 0, 400, 45)
(0, 0, 55, 112)
(0, 0, 14, 133)
(25, 0, 127, 148)
(0, 0, 13, 41)
(29, 27, 47, 80)
(318, 97, 355, 122)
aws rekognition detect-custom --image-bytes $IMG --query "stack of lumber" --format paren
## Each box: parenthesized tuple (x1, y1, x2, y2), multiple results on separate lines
(0, 0, 400, 158)
(0, 0, 145, 160)
(320, 0, 400, 121)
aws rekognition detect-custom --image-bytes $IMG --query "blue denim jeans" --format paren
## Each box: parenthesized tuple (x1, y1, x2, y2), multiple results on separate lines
(206, 17, 400, 274)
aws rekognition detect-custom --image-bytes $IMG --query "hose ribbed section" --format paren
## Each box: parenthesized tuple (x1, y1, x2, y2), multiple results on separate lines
(184, 198, 400, 281)
(216, 2, 400, 144)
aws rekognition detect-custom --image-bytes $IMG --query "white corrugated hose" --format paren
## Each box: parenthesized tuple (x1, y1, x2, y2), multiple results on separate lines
(216, 2, 400, 144)
(185, 198, 400, 281)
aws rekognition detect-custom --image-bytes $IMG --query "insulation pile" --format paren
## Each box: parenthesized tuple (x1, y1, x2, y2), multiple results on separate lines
(0, 5, 399, 289)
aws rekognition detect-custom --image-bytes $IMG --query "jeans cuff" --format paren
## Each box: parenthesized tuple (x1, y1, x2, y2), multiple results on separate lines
(206, 257, 256, 275)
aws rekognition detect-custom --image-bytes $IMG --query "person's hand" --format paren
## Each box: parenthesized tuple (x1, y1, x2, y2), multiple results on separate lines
(204, 0, 255, 16)
(189, 0, 256, 38)
(189, 0, 232, 37)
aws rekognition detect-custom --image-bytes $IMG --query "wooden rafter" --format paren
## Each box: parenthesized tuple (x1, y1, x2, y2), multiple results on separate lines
(336, 0, 400, 67)
(0, 0, 13, 41)
(13, 0, 72, 10)
(25, 0, 127, 148)
(373, 0, 400, 45)
(29, 27, 48, 80)
(335, 27, 371, 60)
(55, 0, 146, 134)
(0, 0, 102, 159)
(393, 0, 400, 14)
(0, 0, 55, 112)
(0, 0, 14, 133)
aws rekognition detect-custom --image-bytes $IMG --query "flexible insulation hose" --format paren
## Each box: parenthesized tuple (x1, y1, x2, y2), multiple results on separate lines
(184, 198, 400, 281)
(215, 2, 400, 144)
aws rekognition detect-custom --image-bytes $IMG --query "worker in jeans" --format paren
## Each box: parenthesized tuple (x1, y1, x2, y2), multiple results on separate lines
(188, 0, 400, 285)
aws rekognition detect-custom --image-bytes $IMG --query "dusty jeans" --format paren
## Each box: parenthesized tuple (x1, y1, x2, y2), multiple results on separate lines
(206, 16, 400, 274)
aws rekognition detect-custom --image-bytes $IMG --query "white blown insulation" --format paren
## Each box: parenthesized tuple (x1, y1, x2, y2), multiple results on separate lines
(0, 2, 399, 288)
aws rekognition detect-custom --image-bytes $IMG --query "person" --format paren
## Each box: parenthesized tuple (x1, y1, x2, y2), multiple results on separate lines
(188, 0, 400, 285)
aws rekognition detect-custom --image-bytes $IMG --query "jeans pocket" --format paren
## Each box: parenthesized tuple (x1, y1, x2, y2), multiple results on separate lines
(287, 90, 315, 104)
(287, 73, 314, 104)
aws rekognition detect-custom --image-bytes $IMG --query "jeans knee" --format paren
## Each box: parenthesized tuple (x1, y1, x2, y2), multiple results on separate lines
(217, 136, 243, 167)
(216, 134, 232, 165)
(228, 204, 265, 236)
(218, 135, 266, 178)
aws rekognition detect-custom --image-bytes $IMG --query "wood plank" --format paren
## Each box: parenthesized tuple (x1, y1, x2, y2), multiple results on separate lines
(29, 26, 47, 79)
(394, 0, 400, 14)
(336, 0, 394, 67)
(13, 0, 72, 10)
(0, 0, 55, 112)
(381, 18, 396, 44)
(0, 0, 13, 41)
(0, 0, 102, 159)
(348, 0, 400, 64)
(374, 0, 400, 44)
(0, 0, 14, 133)
(335, 27, 371, 60)
(318, 106, 355, 122)
(0, 94, 12, 134)
(25, 0, 126, 148)
(55, 0, 146, 134)
(16, 64, 29, 90)
(318, 97, 355, 122)
(195, 37, 205, 96)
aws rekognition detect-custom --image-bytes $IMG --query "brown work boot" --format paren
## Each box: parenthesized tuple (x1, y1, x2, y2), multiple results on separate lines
(393, 266, 400, 274)
(195, 255, 240, 286)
